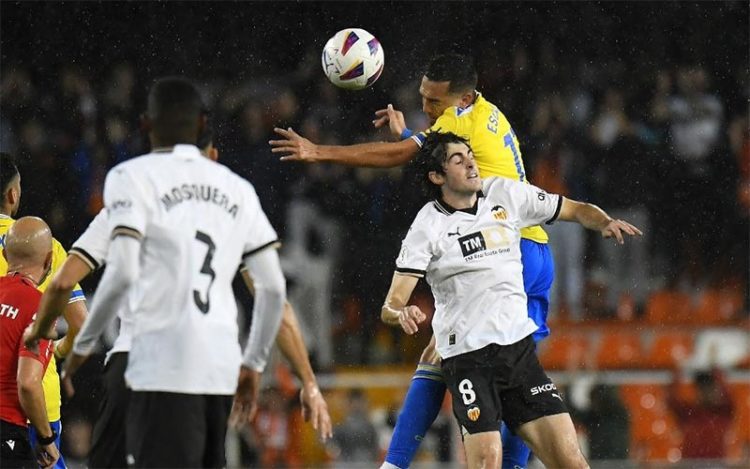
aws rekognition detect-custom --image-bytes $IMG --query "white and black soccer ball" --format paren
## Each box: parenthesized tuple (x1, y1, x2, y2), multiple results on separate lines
(321, 28, 384, 90)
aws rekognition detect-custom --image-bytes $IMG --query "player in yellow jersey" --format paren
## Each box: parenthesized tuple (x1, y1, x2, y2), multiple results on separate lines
(1, 152, 88, 469)
(271, 54, 552, 469)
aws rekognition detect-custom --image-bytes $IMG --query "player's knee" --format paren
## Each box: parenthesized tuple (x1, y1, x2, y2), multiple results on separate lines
(474, 443, 502, 468)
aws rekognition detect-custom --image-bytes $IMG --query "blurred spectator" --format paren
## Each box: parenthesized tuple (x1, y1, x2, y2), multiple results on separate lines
(250, 388, 300, 468)
(667, 367, 734, 460)
(589, 87, 653, 317)
(568, 383, 631, 461)
(329, 389, 379, 466)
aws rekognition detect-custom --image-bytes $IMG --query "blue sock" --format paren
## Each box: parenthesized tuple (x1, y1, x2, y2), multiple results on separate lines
(501, 422, 531, 469)
(385, 363, 446, 468)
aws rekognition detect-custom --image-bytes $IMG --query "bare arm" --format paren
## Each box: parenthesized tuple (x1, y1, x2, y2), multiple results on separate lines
(381, 272, 425, 334)
(54, 299, 88, 358)
(557, 198, 642, 244)
(25, 255, 92, 348)
(17, 357, 53, 438)
(240, 270, 332, 440)
(270, 127, 419, 168)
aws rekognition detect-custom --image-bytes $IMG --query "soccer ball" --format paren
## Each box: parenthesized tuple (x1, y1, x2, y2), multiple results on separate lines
(321, 28, 385, 90)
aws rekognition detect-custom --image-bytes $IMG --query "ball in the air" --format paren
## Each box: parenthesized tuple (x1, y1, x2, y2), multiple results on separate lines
(321, 28, 385, 90)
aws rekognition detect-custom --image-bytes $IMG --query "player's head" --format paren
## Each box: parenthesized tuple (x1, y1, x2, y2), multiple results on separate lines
(414, 132, 480, 200)
(143, 76, 207, 148)
(0, 152, 21, 217)
(420, 54, 478, 123)
(2, 216, 53, 283)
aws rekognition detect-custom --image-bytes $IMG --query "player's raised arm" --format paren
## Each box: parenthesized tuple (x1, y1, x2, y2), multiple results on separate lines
(270, 127, 418, 168)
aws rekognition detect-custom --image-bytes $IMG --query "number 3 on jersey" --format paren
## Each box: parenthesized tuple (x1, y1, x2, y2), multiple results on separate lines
(193, 231, 216, 314)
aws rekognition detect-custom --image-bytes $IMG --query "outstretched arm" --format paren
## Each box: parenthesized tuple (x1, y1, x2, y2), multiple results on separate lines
(270, 127, 419, 168)
(557, 198, 642, 244)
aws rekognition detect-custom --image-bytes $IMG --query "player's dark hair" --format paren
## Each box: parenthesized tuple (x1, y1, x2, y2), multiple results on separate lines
(147, 76, 206, 146)
(0, 152, 20, 194)
(412, 132, 471, 199)
(425, 54, 478, 94)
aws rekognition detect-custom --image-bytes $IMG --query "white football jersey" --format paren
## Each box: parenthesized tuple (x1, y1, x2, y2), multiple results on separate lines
(396, 177, 561, 359)
(103, 144, 278, 394)
(69, 209, 134, 361)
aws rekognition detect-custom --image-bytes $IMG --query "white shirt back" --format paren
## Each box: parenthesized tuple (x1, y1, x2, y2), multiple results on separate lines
(102, 145, 277, 394)
(396, 177, 561, 359)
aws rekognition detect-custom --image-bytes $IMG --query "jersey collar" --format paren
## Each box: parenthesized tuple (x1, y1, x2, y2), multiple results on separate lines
(153, 144, 202, 158)
(433, 191, 485, 216)
(0, 213, 12, 220)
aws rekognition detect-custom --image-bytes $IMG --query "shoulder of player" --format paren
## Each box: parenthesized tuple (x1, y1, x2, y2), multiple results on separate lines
(410, 202, 448, 234)
(481, 177, 525, 204)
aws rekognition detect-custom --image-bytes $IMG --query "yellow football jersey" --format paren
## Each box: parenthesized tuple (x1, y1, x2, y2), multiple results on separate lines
(413, 93, 548, 243)
(0, 215, 86, 422)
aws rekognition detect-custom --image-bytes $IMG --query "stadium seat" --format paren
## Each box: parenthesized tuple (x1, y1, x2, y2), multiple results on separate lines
(595, 331, 645, 369)
(644, 290, 692, 325)
(691, 288, 743, 325)
(726, 383, 750, 461)
(537, 333, 590, 370)
(645, 332, 694, 369)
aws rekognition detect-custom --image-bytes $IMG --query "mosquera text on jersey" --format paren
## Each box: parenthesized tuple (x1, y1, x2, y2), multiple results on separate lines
(103, 144, 278, 395)
(395, 177, 561, 360)
(411, 92, 548, 244)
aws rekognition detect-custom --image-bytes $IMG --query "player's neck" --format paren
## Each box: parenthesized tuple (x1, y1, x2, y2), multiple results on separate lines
(6, 265, 45, 286)
(440, 190, 477, 211)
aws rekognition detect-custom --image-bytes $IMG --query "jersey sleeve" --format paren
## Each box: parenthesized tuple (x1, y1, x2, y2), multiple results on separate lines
(70, 209, 110, 271)
(240, 183, 279, 258)
(494, 178, 562, 228)
(411, 112, 460, 148)
(103, 165, 150, 241)
(19, 337, 53, 366)
(395, 217, 433, 278)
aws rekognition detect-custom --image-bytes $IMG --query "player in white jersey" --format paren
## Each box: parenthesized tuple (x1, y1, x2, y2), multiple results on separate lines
(43, 77, 284, 468)
(381, 132, 641, 469)
(25, 132, 332, 467)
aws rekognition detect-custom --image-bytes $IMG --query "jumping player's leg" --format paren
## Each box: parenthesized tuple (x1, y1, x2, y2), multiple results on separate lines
(464, 431, 502, 469)
(516, 413, 588, 469)
(382, 336, 445, 469)
(501, 239, 555, 469)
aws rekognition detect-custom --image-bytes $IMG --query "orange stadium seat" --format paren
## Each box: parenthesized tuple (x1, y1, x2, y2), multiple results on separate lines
(645, 290, 692, 325)
(726, 383, 750, 461)
(621, 384, 683, 462)
(646, 332, 694, 369)
(537, 333, 590, 370)
(595, 331, 645, 369)
(691, 288, 744, 325)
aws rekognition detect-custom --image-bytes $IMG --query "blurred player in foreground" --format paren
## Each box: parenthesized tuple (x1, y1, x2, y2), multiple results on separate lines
(1, 152, 88, 468)
(0, 217, 59, 468)
(271, 53, 554, 468)
(27, 77, 286, 467)
(381, 132, 640, 468)
(25, 131, 332, 468)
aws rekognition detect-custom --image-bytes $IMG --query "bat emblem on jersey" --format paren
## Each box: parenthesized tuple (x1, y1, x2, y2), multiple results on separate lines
(491, 205, 507, 221)
(467, 406, 481, 422)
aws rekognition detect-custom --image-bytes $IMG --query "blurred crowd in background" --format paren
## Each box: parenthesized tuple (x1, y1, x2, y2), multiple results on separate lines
(1, 1, 748, 466)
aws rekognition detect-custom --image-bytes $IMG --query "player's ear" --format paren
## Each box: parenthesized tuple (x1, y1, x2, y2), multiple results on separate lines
(428, 171, 445, 187)
(208, 147, 219, 162)
(458, 90, 474, 108)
